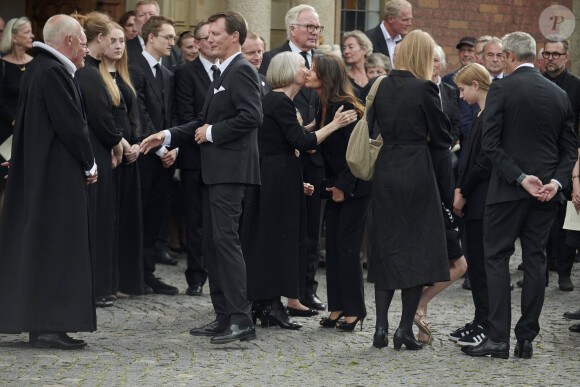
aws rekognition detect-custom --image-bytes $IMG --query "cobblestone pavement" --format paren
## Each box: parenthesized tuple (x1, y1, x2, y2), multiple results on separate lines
(1, 242, 579, 386)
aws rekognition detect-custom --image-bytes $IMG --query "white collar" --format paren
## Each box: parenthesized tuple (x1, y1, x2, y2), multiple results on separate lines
(200, 54, 218, 72)
(218, 51, 241, 73)
(33, 41, 76, 77)
(142, 50, 161, 70)
(288, 40, 311, 55)
(380, 22, 401, 43)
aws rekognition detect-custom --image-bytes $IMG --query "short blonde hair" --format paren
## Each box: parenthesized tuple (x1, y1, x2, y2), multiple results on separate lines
(365, 53, 391, 72)
(342, 30, 373, 58)
(0, 17, 31, 54)
(384, 0, 412, 21)
(454, 63, 491, 90)
(266, 51, 303, 88)
(394, 29, 435, 80)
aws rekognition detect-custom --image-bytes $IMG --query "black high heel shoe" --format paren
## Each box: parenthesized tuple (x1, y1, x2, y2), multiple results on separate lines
(393, 328, 424, 350)
(336, 316, 365, 331)
(320, 312, 345, 328)
(373, 327, 388, 348)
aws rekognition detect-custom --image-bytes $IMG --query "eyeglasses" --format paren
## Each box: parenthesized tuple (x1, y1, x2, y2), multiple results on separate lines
(155, 34, 176, 43)
(542, 51, 567, 59)
(292, 24, 324, 33)
(80, 42, 89, 49)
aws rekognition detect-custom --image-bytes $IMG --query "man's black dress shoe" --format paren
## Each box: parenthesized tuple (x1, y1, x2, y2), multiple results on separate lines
(563, 308, 580, 320)
(143, 284, 154, 295)
(393, 328, 423, 350)
(569, 324, 580, 332)
(517, 279, 549, 288)
(287, 306, 319, 317)
(186, 284, 203, 296)
(95, 297, 114, 307)
(145, 277, 178, 295)
(461, 338, 509, 359)
(156, 252, 178, 266)
(300, 294, 326, 311)
(29, 332, 87, 350)
(190, 320, 228, 336)
(462, 276, 471, 290)
(558, 276, 574, 291)
(373, 327, 388, 349)
(210, 324, 257, 344)
(514, 339, 533, 359)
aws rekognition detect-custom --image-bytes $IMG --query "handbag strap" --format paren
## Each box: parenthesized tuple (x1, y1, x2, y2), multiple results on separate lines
(363, 75, 387, 116)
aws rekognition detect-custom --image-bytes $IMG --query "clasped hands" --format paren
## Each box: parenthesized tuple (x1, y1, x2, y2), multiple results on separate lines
(520, 175, 559, 203)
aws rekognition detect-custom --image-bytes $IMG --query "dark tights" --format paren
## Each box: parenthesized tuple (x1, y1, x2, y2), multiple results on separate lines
(375, 285, 423, 333)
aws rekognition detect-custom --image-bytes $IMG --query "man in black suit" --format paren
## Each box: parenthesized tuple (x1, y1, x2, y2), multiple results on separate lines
(364, 0, 412, 67)
(259, 4, 326, 312)
(127, 1, 184, 72)
(242, 31, 270, 97)
(174, 20, 216, 297)
(482, 37, 505, 80)
(463, 31, 577, 359)
(141, 11, 262, 344)
(129, 16, 179, 295)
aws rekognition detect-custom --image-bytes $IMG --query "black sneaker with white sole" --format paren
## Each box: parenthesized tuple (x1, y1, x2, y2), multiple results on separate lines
(457, 324, 488, 346)
(449, 322, 475, 342)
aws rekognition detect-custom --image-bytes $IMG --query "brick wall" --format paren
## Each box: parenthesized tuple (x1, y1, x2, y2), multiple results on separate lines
(410, 0, 573, 75)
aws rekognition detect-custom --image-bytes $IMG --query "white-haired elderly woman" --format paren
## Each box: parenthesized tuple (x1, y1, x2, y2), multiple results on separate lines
(433, 45, 461, 145)
(241, 51, 358, 330)
(342, 30, 373, 94)
(0, 17, 34, 217)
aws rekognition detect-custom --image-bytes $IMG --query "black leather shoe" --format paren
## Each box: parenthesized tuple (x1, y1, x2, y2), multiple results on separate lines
(29, 332, 87, 349)
(517, 262, 524, 271)
(563, 308, 580, 320)
(287, 306, 319, 317)
(210, 324, 257, 344)
(300, 294, 326, 311)
(264, 303, 302, 330)
(145, 277, 178, 295)
(462, 277, 471, 290)
(393, 328, 423, 350)
(558, 277, 574, 291)
(95, 297, 114, 307)
(569, 324, 580, 332)
(186, 284, 203, 296)
(373, 327, 388, 349)
(143, 284, 154, 295)
(514, 339, 533, 359)
(190, 320, 228, 336)
(156, 252, 178, 266)
(461, 338, 509, 359)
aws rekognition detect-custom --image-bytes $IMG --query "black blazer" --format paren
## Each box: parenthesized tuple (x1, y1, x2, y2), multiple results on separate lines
(482, 66, 577, 205)
(174, 56, 212, 170)
(127, 38, 184, 73)
(364, 24, 390, 59)
(440, 81, 461, 143)
(169, 54, 262, 185)
(260, 41, 323, 166)
(129, 52, 175, 142)
(457, 112, 491, 220)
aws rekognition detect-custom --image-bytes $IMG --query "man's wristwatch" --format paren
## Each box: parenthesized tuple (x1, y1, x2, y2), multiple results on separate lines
(516, 173, 527, 185)
(572, 175, 580, 182)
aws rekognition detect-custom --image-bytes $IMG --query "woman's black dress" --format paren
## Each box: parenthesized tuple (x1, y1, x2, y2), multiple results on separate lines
(0, 60, 32, 188)
(369, 70, 452, 290)
(318, 101, 371, 317)
(111, 72, 145, 295)
(77, 56, 123, 298)
(242, 91, 317, 301)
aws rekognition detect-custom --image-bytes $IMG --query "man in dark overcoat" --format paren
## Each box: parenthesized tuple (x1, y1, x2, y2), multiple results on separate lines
(0, 14, 98, 349)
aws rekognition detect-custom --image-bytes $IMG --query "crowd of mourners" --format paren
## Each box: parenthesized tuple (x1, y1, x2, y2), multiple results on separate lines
(0, 0, 578, 357)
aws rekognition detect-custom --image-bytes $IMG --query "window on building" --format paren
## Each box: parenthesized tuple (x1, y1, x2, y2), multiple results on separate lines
(341, 0, 380, 37)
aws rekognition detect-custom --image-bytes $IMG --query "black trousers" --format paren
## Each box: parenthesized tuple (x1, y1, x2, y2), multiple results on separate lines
(181, 169, 207, 286)
(484, 199, 557, 343)
(464, 218, 489, 326)
(139, 154, 172, 281)
(324, 194, 370, 317)
(303, 160, 325, 296)
(547, 201, 576, 278)
(203, 183, 252, 326)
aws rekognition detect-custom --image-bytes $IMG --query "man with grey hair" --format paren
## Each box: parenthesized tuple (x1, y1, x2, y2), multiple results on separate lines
(0, 14, 98, 349)
(482, 37, 505, 80)
(364, 0, 412, 67)
(474, 35, 492, 65)
(259, 4, 327, 313)
(463, 31, 577, 360)
(541, 34, 580, 293)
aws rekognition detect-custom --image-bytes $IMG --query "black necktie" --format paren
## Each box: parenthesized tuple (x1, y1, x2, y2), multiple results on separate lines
(154, 63, 164, 92)
(300, 51, 310, 69)
(492, 77, 497, 82)
(211, 64, 221, 81)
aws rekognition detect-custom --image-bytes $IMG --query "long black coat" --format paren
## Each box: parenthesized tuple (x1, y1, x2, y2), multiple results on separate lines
(242, 91, 317, 300)
(0, 46, 97, 333)
(369, 70, 452, 290)
(77, 55, 123, 297)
